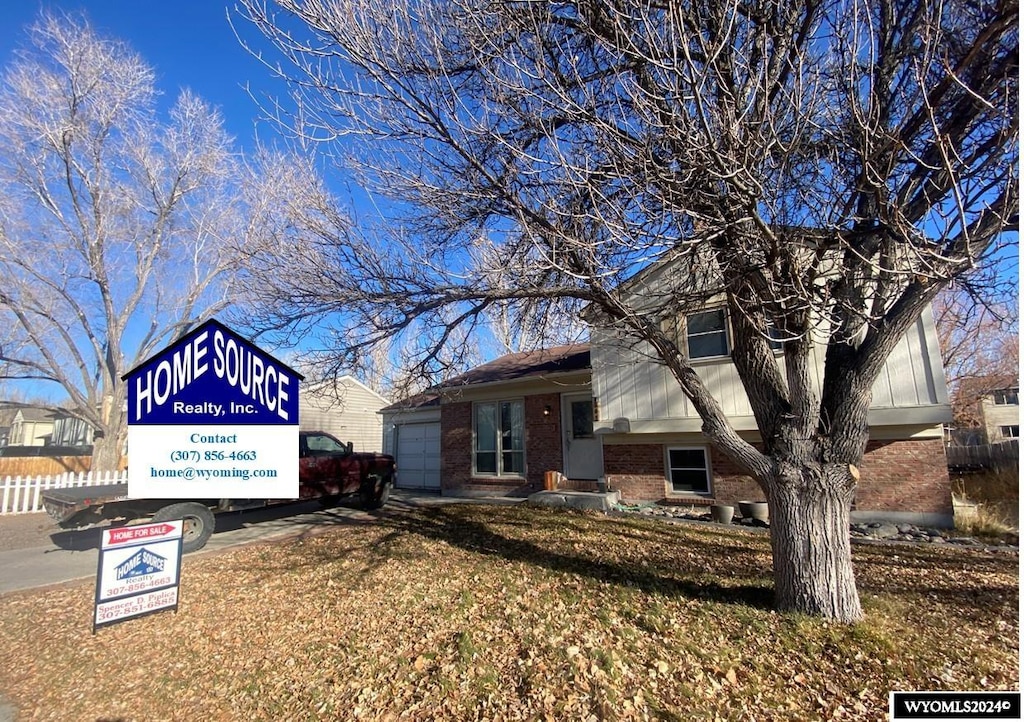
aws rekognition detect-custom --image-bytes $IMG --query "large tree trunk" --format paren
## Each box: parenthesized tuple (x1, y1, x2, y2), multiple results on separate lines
(91, 429, 124, 472)
(90, 391, 127, 472)
(765, 462, 862, 623)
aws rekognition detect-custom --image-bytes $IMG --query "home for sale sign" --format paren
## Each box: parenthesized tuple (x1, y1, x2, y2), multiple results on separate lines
(122, 319, 303, 498)
(94, 520, 183, 631)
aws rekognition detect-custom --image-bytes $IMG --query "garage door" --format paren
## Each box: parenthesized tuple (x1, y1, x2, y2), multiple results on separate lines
(395, 423, 441, 490)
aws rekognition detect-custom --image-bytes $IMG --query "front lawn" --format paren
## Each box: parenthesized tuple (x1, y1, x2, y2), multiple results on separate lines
(0, 504, 1017, 720)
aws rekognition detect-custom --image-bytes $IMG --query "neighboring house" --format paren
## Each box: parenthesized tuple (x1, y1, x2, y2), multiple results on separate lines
(6, 407, 95, 447)
(385, 305, 954, 526)
(7, 408, 55, 446)
(301, 376, 389, 453)
(976, 381, 1019, 445)
(51, 412, 95, 446)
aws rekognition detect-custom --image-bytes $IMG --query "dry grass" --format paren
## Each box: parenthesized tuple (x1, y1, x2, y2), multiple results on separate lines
(952, 468, 1020, 541)
(0, 504, 1018, 721)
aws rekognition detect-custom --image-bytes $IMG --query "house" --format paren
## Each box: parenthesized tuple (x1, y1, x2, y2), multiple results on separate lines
(384, 306, 954, 526)
(6, 408, 54, 446)
(975, 378, 1019, 445)
(382, 347, 591, 493)
(300, 376, 389, 452)
(6, 407, 95, 448)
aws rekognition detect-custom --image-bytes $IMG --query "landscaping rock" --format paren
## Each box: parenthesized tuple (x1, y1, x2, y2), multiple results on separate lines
(611, 502, 1017, 553)
(866, 523, 901, 539)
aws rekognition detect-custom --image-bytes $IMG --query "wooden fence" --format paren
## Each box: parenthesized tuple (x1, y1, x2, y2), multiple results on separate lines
(946, 441, 1019, 473)
(0, 470, 128, 515)
(0, 455, 92, 478)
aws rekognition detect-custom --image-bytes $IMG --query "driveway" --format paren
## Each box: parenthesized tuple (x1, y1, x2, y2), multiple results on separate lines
(0, 490, 522, 595)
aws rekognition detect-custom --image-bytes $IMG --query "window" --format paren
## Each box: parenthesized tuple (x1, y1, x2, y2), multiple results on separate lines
(993, 389, 1019, 405)
(475, 400, 525, 476)
(999, 425, 1019, 439)
(303, 433, 350, 456)
(685, 309, 730, 359)
(765, 323, 785, 352)
(666, 447, 711, 494)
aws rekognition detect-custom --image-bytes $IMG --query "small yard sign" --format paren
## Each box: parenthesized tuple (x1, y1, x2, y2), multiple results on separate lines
(122, 319, 303, 498)
(94, 520, 183, 631)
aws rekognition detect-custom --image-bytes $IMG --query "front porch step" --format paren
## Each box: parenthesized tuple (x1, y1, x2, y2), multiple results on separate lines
(527, 489, 621, 512)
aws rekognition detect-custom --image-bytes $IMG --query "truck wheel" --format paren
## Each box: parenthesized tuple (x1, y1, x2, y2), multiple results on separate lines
(318, 494, 341, 509)
(360, 474, 392, 510)
(153, 502, 215, 554)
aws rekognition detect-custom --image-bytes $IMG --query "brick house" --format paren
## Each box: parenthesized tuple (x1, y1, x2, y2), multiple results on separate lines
(384, 299, 955, 526)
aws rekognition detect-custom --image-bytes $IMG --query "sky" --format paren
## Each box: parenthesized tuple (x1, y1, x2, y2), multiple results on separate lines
(0, 1, 283, 152)
(0, 2, 316, 405)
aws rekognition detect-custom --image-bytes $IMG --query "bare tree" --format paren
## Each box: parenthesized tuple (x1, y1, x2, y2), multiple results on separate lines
(236, 0, 1018, 621)
(935, 286, 1019, 427)
(0, 13, 306, 469)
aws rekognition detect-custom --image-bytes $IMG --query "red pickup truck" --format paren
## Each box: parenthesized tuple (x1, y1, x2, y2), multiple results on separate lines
(41, 431, 396, 553)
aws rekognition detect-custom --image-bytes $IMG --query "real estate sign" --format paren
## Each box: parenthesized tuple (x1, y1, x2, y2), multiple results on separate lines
(122, 319, 303, 498)
(94, 520, 183, 631)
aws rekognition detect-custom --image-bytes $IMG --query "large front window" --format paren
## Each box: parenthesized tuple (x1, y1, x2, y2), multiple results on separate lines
(475, 400, 525, 476)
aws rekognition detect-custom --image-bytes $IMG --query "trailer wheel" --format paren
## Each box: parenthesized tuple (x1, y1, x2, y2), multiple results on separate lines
(360, 474, 392, 510)
(153, 502, 215, 553)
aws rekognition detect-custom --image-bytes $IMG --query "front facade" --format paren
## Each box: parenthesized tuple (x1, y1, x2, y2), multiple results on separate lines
(591, 303, 953, 525)
(387, 304, 954, 525)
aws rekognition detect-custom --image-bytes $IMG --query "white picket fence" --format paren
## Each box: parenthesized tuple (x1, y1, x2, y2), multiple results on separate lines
(0, 470, 129, 515)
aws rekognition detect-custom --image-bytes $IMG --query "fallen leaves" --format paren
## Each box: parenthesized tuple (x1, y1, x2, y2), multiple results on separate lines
(0, 504, 1017, 720)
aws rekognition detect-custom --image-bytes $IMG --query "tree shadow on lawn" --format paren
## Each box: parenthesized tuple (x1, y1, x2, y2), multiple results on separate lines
(367, 506, 1018, 620)
(226, 502, 777, 610)
(375, 505, 777, 611)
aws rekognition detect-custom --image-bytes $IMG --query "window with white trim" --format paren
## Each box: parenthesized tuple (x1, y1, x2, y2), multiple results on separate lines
(685, 309, 730, 359)
(474, 400, 525, 476)
(999, 425, 1019, 439)
(666, 446, 712, 494)
(993, 389, 1019, 405)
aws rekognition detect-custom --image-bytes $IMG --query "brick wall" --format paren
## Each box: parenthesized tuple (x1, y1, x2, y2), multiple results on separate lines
(440, 394, 563, 497)
(855, 438, 952, 515)
(440, 401, 473, 494)
(525, 394, 562, 490)
(604, 438, 951, 515)
(603, 444, 669, 501)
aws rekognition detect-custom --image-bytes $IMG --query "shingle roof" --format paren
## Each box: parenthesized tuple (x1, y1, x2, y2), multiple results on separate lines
(441, 344, 590, 388)
(381, 344, 591, 412)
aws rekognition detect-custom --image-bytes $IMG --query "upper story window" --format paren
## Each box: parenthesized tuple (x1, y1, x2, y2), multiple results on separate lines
(685, 309, 730, 359)
(474, 400, 525, 476)
(765, 323, 785, 352)
(992, 389, 1019, 405)
(999, 425, 1019, 439)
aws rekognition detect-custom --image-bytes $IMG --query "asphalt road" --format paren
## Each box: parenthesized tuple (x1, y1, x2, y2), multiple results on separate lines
(0, 490, 522, 595)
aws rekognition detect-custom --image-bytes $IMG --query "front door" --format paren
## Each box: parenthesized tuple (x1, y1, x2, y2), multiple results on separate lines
(561, 393, 604, 480)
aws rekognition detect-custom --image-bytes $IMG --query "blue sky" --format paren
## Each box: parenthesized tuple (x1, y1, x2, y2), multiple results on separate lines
(0, 1, 280, 151)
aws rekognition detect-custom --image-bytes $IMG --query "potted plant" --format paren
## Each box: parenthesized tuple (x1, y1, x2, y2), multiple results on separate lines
(738, 500, 770, 523)
(710, 504, 734, 524)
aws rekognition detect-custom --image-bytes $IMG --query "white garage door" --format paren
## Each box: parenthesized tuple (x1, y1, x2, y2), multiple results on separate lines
(395, 423, 441, 490)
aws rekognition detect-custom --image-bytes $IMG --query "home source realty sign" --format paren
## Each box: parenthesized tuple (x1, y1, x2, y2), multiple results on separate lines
(123, 319, 302, 498)
(94, 520, 183, 631)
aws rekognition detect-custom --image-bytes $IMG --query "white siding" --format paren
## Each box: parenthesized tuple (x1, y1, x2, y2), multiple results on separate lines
(299, 377, 389, 452)
(593, 306, 948, 426)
